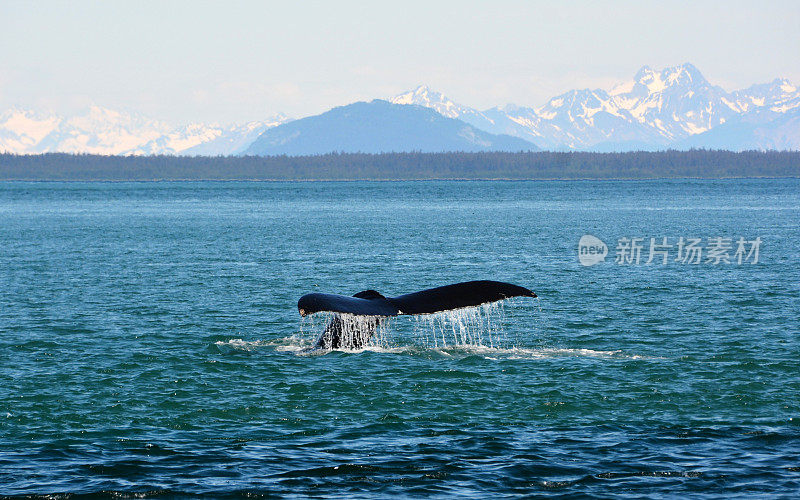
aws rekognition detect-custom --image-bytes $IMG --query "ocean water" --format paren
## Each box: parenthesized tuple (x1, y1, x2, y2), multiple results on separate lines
(1, 179, 799, 497)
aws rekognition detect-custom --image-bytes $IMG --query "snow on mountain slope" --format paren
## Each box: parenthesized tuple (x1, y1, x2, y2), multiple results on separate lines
(504, 88, 667, 149)
(389, 86, 552, 147)
(0, 106, 289, 155)
(127, 122, 224, 155)
(180, 115, 290, 156)
(0, 108, 67, 153)
(731, 78, 800, 114)
(676, 107, 800, 151)
(35, 106, 173, 155)
(613, 64, 736, 138)
(390, 85, 492, 122)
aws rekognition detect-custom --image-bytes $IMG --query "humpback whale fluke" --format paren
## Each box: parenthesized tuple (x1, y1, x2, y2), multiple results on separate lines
(297, 280, 536, 349)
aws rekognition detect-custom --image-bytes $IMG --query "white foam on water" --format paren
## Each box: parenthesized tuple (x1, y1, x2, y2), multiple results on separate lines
(215, 335, 652, 361)
(215, 335, 312, 352)
(429, 345, 655, 360)
(214, 338, 269, 351)
(271, 335, 314, 352)
(294, 344, 416, 357)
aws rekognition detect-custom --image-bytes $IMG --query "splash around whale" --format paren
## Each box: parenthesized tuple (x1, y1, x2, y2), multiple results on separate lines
(297, 280, 536, 350)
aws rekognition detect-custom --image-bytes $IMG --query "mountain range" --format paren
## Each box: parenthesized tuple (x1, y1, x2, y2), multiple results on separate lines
(390, 64, 800, 151)
(1, 63, 798, 155)
(0, 106, 289, 156)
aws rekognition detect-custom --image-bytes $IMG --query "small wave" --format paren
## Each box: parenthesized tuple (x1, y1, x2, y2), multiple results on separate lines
(287, 339, 652, 360)
(214, 336, 317, 354)
(431, 345, 654, 360)
(290, 344, 416, 356)
(213, 338, 270, 351)
(522, 347, 652, 360)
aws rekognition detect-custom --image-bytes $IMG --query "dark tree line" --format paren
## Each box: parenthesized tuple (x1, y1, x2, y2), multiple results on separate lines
(0, 150, 798, 180)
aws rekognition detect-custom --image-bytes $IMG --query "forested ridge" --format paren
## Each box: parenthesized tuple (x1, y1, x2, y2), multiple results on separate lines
(1, 150, 798, 180)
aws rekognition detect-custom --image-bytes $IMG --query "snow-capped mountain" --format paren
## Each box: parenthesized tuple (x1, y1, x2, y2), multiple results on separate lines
(609, 64, 735, 138)
(390, 64, 800, 151)
(390, 86, 494, 123)
(0, 106, 290, 155)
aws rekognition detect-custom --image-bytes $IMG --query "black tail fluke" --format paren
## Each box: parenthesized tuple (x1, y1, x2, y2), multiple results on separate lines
(297, 280, 535, 318)
(387, 280, 536, 315)
(298, 280, 536, 350)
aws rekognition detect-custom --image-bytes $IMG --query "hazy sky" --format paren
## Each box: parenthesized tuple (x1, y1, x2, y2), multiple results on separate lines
(2, 0, 799, 124)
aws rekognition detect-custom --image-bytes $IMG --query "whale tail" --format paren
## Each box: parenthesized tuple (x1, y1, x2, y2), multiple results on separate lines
(300, 280, 536, 350)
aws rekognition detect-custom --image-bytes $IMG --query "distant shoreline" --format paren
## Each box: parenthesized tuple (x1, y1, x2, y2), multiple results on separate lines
(2, 150, 798, 181)
(2, 176, 799, 183)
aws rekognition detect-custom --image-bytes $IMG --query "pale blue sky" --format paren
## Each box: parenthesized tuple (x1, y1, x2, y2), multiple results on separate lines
(2, 0, 798, 124)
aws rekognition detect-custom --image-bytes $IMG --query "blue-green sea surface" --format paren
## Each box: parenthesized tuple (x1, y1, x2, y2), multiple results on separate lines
(1, 179, 799, 497)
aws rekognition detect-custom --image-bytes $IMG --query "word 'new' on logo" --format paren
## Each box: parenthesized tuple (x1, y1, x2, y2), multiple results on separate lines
(578, 235, 608, 266)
